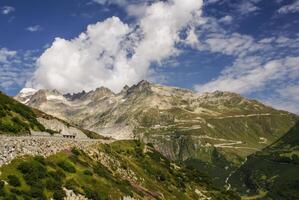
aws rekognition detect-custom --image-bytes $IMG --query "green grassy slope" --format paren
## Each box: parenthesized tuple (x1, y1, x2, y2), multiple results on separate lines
(0, 140, 240, 200)
(0, 91, 46, 135)
(229, 122, 299, 199)
(134, 106, 298, 187)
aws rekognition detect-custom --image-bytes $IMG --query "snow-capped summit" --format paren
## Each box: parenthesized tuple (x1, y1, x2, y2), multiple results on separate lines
(18, 88, 38, 98)
(15, 88, 38, 104)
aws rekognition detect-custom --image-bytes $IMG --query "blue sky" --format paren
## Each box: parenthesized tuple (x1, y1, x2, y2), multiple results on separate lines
(0, 0, 299, 113)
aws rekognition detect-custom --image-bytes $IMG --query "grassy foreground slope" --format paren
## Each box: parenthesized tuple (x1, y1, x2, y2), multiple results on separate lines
(229, 122, 299, 199)
(0, 140, 240, 200)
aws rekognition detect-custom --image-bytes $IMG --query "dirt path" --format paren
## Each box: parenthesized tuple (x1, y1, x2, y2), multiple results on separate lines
(211, 113, 287, 119)
(225, 157, 248, 191)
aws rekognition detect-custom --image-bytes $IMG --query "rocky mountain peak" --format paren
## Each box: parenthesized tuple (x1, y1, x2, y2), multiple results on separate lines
(137, 79, 151, 86)
(199, 90, 245, 101)
(49, 89, 61, 95)
(26, 90, 47, 106)
(119, 85, 130, 95)
(18, 88, 38, 98)
(94, 86, 114, 96)
(84, 86, 115, 101)
(126, 80, 152, 96)
(15, 88, 38, 104)
(64, 90, 87, 101)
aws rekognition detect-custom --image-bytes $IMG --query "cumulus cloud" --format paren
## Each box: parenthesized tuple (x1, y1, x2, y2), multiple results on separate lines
(26, 25, 42, 32)
(28, 0, 203, 93)
(1, 6, 15, 15)
(278, 0, 299, 14)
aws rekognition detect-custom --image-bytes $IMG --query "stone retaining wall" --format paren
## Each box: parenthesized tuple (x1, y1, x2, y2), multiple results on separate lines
(0, 136, 110, 166)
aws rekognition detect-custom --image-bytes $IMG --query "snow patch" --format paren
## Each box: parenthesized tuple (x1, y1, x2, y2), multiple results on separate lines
(259, 137, 268, 144)
(19, 88, 37, 98)
(46, 94, 65, 101)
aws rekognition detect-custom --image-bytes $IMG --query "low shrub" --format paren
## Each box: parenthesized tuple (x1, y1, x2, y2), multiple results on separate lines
(17, 160, 47, 186)
(45, 178, 61, 190)
(0, 180, 4, 189)
(83, 170, 93, 176)
(7, 175, 21, 187)
(53, 188, 66, 200)
(29, 186, 46, 200)
(65, 179, 80, 194)
(57, 161, 76, 173)
(71, 148, 81, 156)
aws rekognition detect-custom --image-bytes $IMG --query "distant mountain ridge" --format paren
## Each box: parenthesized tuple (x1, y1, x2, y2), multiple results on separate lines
(15, 80, 299, 187)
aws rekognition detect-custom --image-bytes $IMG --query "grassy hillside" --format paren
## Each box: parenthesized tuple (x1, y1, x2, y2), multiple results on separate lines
(229, 122, 299, 199)
(0, 91, 46, 135)
(0, 140, 240, 200)
(135, 106, 298, 187)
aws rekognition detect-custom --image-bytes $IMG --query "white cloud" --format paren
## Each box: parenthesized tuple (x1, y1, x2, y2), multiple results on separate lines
(0, 48, 37, 91)
(91, 0, 128, 6)
(1, 6, 15, 15)
(200, 32, 261, 57)
(264, 98, 299, 114)
(185, 27, 199, 47)
(278, 84, 299, 102)
(28, 0, 204, 93)
(0, 48, 17, 63)
(126, 3, 148, 18)
(219, 15, 233, 24)
(258, 37, 275, 44)
(204, 0, 221, 5)
(278, 0, 299, 14)
(264, 84, 299, 114)
(26, 25, 42, 32)
(195, 57, 299, 94)
(276, 36, 290, 43)
(189, 12, 299, 113)
(237, 1, 259, 14)
(92, 0, 107, 4)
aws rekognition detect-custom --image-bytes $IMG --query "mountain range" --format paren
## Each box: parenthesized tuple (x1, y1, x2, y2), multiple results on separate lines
(15, 80, 299, 192)
(0, 91, 239, 200)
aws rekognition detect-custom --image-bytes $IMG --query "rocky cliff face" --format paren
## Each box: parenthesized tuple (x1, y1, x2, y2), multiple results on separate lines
(15, 81, 299, 186)
(37, 118, 88, 139)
